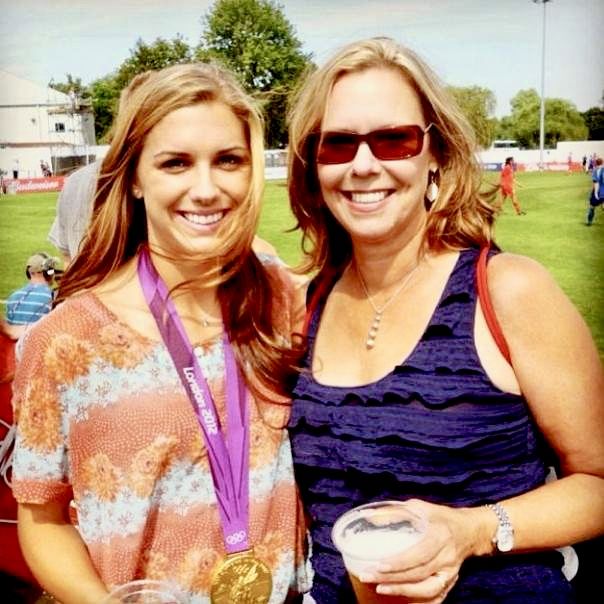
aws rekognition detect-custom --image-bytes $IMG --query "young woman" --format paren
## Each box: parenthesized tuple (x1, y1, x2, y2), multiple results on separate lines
(287, 38, 604, 603)
(12, 63, 311, 603)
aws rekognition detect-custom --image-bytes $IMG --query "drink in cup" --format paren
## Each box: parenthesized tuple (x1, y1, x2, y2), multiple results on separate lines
(101, 580, 187, 603)
(332, 501, 426, 603)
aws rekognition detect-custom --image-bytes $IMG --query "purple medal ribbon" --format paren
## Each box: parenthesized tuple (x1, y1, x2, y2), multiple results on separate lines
(138, 248, 250, 554)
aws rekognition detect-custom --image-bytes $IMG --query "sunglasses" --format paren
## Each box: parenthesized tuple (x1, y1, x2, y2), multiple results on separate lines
(315, 123, 434, 165)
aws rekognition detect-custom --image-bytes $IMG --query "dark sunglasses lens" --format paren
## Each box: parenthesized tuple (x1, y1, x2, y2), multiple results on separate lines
(317, 133, 359, 164)
(372, 127, 423, 160)
(316, 126, 427, 163)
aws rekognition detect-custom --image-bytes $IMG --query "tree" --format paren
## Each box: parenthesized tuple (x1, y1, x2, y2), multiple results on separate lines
(507, 89, 540, 148)
(494, 116, 516, 141)
(196, 0, 312, 147)
(89, 76, 122, 143)
(114, 35, 192, 90)
(505, 89, 587, 148)
(447, 86, 496, 148)
(543, 98, 588, 146)
(50, 74, 91, 101)
(90, 36, 192, 141)
(582, 107, 604, 141)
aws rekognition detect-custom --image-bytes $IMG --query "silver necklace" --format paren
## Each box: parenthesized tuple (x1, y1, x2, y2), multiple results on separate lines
(355, 262, 420, 350)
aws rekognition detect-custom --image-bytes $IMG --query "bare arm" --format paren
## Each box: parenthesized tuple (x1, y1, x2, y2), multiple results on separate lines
(368, 253, 604, 601)
(481, 253, 604, 549)
(1, 319, 27, 341)
(18, 502, 110, 604)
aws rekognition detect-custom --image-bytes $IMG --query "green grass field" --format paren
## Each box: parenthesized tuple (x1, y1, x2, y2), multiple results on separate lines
(0, 172, 602, 353)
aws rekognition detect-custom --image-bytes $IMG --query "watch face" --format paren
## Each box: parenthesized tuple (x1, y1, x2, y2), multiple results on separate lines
(497, 526, 514, 552)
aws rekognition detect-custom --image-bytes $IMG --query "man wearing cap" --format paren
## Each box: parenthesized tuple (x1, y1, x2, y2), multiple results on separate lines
(5, 253, 59, 327)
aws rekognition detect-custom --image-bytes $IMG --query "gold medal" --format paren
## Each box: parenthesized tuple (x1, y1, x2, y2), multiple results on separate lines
(210, 549, 272, 604)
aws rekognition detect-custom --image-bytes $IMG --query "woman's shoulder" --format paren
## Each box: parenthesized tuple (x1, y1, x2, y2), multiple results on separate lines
(48, 290, 104, 322)
(486, 251, 567, 322)
(13, 292, 115, 393)
(18, 292, 107, 349)
(488, 252, 554, 291)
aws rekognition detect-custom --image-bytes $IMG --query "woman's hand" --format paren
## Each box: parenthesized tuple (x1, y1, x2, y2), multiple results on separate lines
(357, 499, 493, 603)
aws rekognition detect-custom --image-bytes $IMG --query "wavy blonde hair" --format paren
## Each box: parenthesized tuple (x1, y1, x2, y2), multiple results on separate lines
(288, 37, 497, 275)
(57, 62, 298, 397)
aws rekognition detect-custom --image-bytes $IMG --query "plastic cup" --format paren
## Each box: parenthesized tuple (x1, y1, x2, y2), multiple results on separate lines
(101, 580, 187, 603)
(332, 501, 427, 603)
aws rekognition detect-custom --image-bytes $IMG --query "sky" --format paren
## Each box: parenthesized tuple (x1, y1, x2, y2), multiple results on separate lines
(1, 0, 602, 118)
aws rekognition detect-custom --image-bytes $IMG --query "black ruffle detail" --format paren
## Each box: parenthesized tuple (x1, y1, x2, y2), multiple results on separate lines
(289, 387, 546, 491)
(291, 248, 564, 603)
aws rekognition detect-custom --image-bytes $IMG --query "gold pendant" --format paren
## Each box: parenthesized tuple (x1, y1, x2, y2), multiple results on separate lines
(210, 549, 272, 604)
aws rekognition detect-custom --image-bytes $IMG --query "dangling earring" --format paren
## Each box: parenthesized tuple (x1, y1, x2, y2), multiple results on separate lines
(133, 187, 143, 199)
(424, 169, 439, 211)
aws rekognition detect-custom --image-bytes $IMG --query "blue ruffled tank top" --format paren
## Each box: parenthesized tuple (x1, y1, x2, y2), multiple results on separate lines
(289, 248, 574, 603)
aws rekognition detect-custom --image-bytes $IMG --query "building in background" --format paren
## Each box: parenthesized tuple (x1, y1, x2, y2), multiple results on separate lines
(478, 139, 604, 172)
(0, 71, 97, 179)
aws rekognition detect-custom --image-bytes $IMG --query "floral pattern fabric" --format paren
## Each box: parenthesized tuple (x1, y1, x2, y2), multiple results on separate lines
(12, 261, 311, 603)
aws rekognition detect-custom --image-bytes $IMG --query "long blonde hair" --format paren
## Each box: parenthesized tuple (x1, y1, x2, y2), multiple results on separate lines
(57, 62, 298, 397)
(288, 37, 497, 276)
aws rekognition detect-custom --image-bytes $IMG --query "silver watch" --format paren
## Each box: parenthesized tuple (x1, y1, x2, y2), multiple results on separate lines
(487, 502, 514, 552)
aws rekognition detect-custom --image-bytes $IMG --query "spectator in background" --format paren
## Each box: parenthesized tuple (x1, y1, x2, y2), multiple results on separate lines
(5, 253, 59, 330)
(40, 160, 52, 177)
(586, 157, 603, 226)
(498, 156, 526, 215)
(12, 159, 19, 180)
(47, 160, 100, 266)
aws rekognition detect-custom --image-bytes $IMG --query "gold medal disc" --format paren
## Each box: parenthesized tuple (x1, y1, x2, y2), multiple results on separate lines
(210, 550, 272, 604)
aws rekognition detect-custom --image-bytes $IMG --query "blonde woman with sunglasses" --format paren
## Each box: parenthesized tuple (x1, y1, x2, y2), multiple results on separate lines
(287, 38, 604, 603)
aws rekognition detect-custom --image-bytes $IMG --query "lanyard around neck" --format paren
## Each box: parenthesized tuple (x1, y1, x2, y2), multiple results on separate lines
(137, 248, 251, 553)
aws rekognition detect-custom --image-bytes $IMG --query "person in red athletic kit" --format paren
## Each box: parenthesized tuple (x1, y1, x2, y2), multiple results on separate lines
(498, 156, 525, 215)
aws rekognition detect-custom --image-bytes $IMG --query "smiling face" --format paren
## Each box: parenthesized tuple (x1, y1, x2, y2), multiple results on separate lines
(317, 67, 436, 248)
(134, 100, 251, 259)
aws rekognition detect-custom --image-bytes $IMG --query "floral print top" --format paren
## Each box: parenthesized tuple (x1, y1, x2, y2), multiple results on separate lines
(11, 261, 312, 603)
